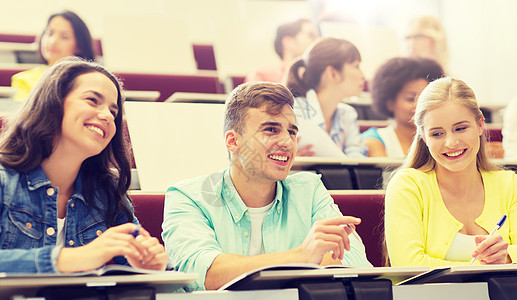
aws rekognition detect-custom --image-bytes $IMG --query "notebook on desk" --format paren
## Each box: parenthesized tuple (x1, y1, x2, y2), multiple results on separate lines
(219, 264, 428, 291)
(0, 269, 198, 298)
(399, 264, 517, 285)
(124, 101, 229, 192)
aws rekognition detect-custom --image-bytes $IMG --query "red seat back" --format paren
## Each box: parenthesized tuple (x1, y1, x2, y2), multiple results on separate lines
(131, 194, 165, 245)
(331, 193, 385, 267)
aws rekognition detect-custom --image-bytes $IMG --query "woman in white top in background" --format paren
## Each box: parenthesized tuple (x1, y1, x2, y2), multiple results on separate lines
(286, 37, 366, 157)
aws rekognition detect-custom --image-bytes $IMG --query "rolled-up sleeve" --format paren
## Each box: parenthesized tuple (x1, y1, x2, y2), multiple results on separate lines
(162, 187, 222, 291)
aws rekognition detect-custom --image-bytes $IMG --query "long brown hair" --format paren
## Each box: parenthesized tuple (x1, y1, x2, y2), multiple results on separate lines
(0, 57, 132, 226)
(38, 10, 95, 64)
(285, 37, 360, 97)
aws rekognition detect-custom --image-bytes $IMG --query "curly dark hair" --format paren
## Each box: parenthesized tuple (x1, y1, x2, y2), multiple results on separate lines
(371, 57, 444, 118)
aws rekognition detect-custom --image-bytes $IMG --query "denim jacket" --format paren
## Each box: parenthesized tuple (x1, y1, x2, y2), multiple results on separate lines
(0, 163, 136, 273)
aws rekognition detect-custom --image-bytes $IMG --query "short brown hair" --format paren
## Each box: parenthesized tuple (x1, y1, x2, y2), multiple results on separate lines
(224, 82, 295, 134)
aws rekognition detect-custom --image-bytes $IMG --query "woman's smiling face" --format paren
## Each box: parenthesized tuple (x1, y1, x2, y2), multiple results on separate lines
(422, 101, 484, 174)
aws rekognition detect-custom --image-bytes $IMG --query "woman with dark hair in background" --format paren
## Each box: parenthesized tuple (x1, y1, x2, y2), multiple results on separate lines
(286, 37, 366, 157)
(362, 57, 444, 157)
(0, 58, 168, 273)
(11, 10, 96, 100)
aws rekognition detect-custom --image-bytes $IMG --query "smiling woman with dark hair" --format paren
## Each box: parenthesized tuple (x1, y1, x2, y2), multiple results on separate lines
(11, 10, 96, 100)
(0, 58, 168, 273)
(362, 57, 444, 158)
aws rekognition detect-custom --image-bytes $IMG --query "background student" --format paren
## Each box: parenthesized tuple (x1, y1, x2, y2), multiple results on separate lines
(404, 15, 450, 73)
(286, 37, 366, 157)
(362, 57, 444, 158)
(385, 77, 516, 267)
(245, 18, 319, 83)
(502, 97, 517, 160)
(162, 82, 371, 291)
(11, 10, 96, 100)
(0, 58, 167, 273)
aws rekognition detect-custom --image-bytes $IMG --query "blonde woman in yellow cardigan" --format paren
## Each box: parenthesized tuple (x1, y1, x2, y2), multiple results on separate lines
(385, 77, 516, 267)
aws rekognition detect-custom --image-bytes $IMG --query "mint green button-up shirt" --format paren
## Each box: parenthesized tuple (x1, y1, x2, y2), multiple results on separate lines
(163, 169, 371, 291)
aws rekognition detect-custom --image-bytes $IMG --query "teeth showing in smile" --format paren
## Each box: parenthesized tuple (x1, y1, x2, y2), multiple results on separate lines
(444, 149, 464, 157)
(86, 125, 104, 138)
(268, 154, 288, 162)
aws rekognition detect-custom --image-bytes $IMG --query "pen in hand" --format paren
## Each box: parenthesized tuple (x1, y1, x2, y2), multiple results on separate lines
(131, 224, 141, 238)
(330, 204, 362, 242)
(470, 214, 507, 265)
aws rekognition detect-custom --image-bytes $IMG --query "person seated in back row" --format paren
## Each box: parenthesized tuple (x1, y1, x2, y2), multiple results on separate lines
(362, 57, 444, 158)
(286, 37, 366, 157)
(11, 10, 96, 100)
(162, 82, 371, 291)
(245, 18, 319, 83)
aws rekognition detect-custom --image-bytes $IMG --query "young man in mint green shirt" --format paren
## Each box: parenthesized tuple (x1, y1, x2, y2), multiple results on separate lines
(162, 82, 371, 291)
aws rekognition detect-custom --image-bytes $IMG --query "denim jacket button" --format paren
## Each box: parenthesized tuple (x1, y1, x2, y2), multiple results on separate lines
(96, 230, 102, 236)
(26, 222, 32, 230)
(46, 188, 55, 196)
(46, 227, 55, 236)
(68, 240, 74, 246)
(70, 202, 75, 208)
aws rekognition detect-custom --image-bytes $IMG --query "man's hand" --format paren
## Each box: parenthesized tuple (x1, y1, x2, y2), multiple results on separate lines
(294, 216, 361, 264)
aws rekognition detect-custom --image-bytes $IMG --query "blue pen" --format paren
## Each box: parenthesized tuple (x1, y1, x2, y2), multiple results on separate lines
(470, 214, 507, 265)
(131, 224, 141, 238)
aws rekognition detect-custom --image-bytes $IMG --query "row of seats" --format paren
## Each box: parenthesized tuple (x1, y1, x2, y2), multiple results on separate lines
(131, 192, 386, 267)
(0, 68, 225, 102)
(0, 33, 217, 71)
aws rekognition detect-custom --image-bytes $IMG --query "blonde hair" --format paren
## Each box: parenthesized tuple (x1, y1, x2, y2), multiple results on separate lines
(407, 15, 450, 72)
(402, 77, 499, 172)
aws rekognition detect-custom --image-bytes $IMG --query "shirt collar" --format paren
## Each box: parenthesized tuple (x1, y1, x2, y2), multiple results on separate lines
(25, 165, 52, 191)
(25, 165, 86, 203)
(222, 169, 284, 223)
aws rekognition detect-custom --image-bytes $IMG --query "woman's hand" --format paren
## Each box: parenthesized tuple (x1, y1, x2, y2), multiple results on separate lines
(126, 227, 168, 271)
(472, 234, 509, 264)
(57, 223, 168, 273)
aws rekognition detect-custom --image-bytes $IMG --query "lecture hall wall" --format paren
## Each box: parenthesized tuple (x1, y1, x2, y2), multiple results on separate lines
(1, 0, 516, 106)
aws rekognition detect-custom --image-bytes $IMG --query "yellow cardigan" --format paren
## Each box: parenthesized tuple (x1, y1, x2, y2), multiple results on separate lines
(11, 65, 48, 100)
(385, 168, 517, 267)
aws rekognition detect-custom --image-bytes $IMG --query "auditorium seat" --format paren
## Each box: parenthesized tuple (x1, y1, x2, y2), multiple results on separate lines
(331, 192, 385, 267)
(1, 33, 103, 57)
(0, 68, 24, 86)
(487, 127, 502, 142)
(115, 72, 225, 102)
(193, 44, 217, 71)
(131, 193, 165, 245)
